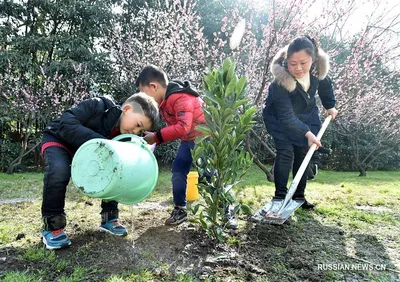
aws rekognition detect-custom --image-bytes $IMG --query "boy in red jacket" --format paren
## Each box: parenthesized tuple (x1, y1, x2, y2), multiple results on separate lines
(136, 65, 206, 225)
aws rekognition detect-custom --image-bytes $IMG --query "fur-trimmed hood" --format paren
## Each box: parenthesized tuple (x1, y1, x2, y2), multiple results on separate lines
(271, 46, 330, 92)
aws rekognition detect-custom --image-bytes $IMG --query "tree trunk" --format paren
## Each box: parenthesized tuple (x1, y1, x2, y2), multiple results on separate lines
(7, 145, 26, 174)
(358, 167, 366, 177)
(7, 138, 40, 174)
(245, 135, 274, 182)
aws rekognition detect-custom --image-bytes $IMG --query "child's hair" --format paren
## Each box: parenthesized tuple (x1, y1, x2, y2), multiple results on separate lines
(135, 65, 169, 88)
(287, 35, 318, 61)
(122, 92, 159, 129)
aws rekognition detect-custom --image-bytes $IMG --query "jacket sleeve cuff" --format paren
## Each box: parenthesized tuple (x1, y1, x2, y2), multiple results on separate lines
(155, 130, 164, 144)
(301, 126, 311, 136)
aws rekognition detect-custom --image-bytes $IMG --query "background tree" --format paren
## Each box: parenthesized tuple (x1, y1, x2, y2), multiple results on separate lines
(329, 29, 400, 176)
(0, 64, 91, 173)
(0, 0, 116, 171)
(108, 0, 208, 96)
(0, 0, 115, 80)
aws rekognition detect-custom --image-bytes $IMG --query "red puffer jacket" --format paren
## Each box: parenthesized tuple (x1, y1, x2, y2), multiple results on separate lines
(154, 80, 205, 144)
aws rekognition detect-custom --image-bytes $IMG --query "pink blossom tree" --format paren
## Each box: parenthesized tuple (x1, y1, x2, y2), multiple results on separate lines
(329, 10, 400, 175)
(0, 64, 90, 173)
(107, 0, 209, 98)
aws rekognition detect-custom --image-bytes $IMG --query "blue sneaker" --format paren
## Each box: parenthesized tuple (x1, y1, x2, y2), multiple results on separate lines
(42, 229, 71, 250)
(99, 219, 128, 237)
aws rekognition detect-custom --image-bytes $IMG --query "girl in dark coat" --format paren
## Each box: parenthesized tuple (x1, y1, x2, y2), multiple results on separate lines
(263, 36, 338, 209)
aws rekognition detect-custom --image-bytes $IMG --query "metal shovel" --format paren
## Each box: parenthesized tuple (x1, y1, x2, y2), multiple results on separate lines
(251, 115, 332, 225)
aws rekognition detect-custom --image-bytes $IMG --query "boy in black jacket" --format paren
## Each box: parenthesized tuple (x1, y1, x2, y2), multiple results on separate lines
(41, 92, 158, 250)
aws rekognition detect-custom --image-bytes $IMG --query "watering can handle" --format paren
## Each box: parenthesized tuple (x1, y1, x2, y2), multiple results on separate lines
(112, 134, 147, 145)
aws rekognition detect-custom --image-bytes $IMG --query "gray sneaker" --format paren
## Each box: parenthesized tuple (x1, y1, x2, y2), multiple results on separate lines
(165, 207, 187, 225)
(225, 206, 238, 230)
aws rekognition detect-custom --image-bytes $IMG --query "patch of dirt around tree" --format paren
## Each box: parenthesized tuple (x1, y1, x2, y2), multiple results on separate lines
(1, 200, 399, 281)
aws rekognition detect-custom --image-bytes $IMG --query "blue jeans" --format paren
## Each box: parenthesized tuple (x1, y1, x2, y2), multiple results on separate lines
(42, 146, 118, 229)
(171, 141, 195, 207)
(273, 139, 309, 199)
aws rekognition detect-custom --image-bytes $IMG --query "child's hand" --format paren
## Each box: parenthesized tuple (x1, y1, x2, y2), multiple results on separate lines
(326, 107, 338, 120)
(305, 131, 321, 149)
(143, 132, 156, 145)
(148, 143, 156, 152)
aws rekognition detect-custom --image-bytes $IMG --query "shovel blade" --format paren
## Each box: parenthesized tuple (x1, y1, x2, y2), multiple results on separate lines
(250, 199, 305, 225)
(277, 199, 305, 223)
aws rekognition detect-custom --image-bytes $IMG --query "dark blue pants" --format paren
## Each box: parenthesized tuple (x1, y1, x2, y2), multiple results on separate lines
(171, 141, 195, 207)
(42, 146, 118, 229)
(273, 139, 309, 199)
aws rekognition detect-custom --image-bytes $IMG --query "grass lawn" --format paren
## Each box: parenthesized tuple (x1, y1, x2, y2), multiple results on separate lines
(0, 166, 399, 281)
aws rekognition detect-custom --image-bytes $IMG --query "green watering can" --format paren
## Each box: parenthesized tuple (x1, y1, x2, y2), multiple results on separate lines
(71, 134, 158, 205)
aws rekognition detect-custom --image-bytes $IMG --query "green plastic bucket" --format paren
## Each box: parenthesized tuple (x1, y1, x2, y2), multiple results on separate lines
(71, 134, 158, 205)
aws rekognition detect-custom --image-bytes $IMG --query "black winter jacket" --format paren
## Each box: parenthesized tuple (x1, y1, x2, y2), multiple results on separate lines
(42, 96, 122, 153)
(263, 47, 336, 147)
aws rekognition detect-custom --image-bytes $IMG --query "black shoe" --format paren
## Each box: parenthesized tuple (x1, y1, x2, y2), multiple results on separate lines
(301, 199, 315, 210)
(165, 207, 187, 225)
(293, 197, 315, 210)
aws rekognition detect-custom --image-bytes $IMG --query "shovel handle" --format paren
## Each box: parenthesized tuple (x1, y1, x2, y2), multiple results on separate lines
(281, 115, 332, 209)
(316, 115, 332, 140)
